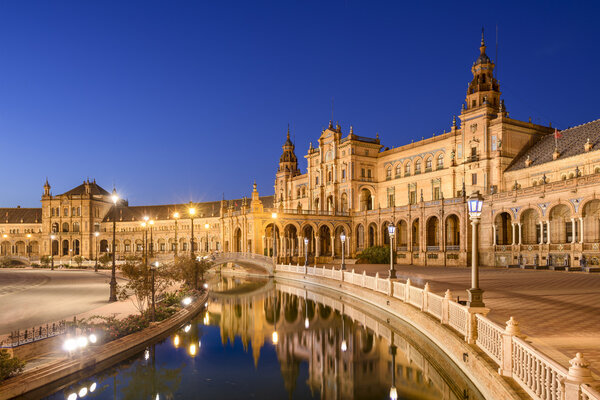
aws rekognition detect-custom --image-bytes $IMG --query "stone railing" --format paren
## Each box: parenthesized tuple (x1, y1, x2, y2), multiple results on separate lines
(275, 264, 600, 400)
(0, 320, 67, 348)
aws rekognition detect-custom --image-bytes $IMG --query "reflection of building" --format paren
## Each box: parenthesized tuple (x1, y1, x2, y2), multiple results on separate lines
(211, 282, 469, 399)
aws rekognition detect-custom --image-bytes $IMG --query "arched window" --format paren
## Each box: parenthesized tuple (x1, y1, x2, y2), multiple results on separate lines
(425, 157, 432, 171)
(296, 189, 301, 198)
(52, 223, 59, 233)
(415, 160, 422, 174)
(386, 167, 392, 179)
(328, 171, 332, 182)
(437, 154, 444, 169)
(73, 222, 80, 232)
(62, 222, 69, 233)
(395, 165, 401, 177)
(405, 163, 411, 176)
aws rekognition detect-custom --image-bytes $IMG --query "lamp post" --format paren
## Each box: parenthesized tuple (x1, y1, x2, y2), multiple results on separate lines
(94, 232, 99, 272)
(173, 212, 179, 257)
(141, 221, 148, 273)
(388, 225, 396, 279)
(109, 189, 118, 302)
(189, 204, 197, 289)
(50, 234, 55, 271)
(304, 237, 309, 268)
(204, 223, 209, 253)
(271, 213, 277, 263)
(26, 234, 31, 259)
(149, 219, 154, 257)
(340, 232, 346, 270)
(467, 191, 485, 308)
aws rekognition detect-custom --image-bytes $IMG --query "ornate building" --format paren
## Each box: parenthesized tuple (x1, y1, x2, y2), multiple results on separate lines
(2, 33, 600, 268)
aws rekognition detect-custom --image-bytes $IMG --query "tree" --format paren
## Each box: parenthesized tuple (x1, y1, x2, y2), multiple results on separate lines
(119, 259, 177, 315)
(356, 246, 390, 264)
(172, 257, 212, 289)
(0, 350, 25, 383)
(40, 255, 51, 268)
(73, 256, 84, 267)
(98, 253, 111, 268)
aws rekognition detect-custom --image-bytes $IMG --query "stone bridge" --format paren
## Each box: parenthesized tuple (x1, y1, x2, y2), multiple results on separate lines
(209, 252, 274, 276)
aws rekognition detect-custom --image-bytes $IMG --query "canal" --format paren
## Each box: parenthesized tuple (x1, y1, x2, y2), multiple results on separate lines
(40, 276, 482, 400)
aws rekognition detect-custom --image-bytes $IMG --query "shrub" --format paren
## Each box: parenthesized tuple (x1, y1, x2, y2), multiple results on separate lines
(40, 255, 51, 267)
(73, 256, 84, 267)
(0, 350, 25, 382)
(356, 246, 390, 264)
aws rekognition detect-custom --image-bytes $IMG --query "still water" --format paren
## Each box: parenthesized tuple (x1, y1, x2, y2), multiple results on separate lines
(41, 276, 482, 400)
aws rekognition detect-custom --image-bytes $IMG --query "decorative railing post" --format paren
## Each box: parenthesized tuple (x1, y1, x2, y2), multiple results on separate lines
(441, 290, 452, 324)
(362, 270, 366, 287)
(388, 277, 393, 297)
(499, 316, 521, 377)
(422, 283, 430, 312)
(466, 305, 489, 345)
(405, 278, 411, 302)
(563, 353, 594, 400)
(375, 272, 380, 291)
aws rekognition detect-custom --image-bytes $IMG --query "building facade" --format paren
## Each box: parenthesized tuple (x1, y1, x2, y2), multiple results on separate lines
(2, 33, 600, 268)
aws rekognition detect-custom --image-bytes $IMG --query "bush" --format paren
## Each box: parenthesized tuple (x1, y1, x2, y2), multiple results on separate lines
(356, 246, 390, 264)
(0, 350, 25, 382)
(40, 256, 51, 267)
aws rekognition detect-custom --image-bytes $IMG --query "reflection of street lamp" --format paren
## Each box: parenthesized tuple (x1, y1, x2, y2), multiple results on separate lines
(173, 212, 179, 257)
(389, 343, 398, 399)
(50, 234, 55, 271)
(341, 305, 347, 352)
(94, 232, 99, 272)
(304, 292, 309, 329)
(150, 261, 159, 322)
(304, 237, 309, 269)
(340, 232, 346, 270)
(388, 225, 396, 279)
(467, 191, 485, 308)
(109, 189, 119, 302)
(272, 293, 278, 345)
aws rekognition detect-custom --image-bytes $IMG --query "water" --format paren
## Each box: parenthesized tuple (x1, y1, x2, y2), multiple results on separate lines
(39, 276, 482, 400)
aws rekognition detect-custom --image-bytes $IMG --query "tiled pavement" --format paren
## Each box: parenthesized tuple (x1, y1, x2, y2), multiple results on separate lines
(329, 263, 600, 376)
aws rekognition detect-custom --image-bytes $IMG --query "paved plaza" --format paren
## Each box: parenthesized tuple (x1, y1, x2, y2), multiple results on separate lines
(335, 263, 600, 376)
(0, 269, 123, 333)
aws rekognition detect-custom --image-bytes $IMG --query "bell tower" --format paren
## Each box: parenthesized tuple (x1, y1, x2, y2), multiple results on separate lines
(465, 29, 501, 111)
(278, 126, 299, 176)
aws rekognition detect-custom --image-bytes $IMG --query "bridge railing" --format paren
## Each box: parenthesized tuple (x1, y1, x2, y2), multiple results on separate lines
(0, 320, 67, 348)
(275, 264, 600, 400)
(212, 252, 273, 264)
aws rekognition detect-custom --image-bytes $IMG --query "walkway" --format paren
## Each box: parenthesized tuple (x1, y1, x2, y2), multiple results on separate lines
(333, 263, 600, 376)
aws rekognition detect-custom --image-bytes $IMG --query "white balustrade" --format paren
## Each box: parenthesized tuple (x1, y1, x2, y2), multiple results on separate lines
(475, 314, 503, 365)
(408, 286, 423, 308)
(376, 277, 390, 294)
(392, 281, 406, 301)
(448, 301, 468, 337)
(426, 292, 443, 320)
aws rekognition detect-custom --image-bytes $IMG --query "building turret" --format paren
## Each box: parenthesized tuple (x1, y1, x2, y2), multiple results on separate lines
(43, 178, 51, 196)
(278, 126, 300, 177)
(465, 29, 501, 111)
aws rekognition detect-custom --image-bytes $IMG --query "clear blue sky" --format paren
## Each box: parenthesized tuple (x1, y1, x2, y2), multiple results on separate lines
(1, 1, 598, 207)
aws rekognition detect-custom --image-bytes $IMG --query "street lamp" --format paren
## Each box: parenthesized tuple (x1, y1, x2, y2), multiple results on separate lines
(26, 234, 31, 259)
(173, 212, 179, 257)
(304, 237, 309, 268)
(388, 225, 396, 279)
(340, 232, 346, 270)
(189, 204, 197, 289)
(271, 213, 277, 262)
(467, 191, 485, 308)
(141, 221, 148, 270)
(204, 223, 209, 253)
(149, 219, 155, 257)
(109, 189, 119, 302)
(50, 234, 55, 270)
(94, 232, 99, 272)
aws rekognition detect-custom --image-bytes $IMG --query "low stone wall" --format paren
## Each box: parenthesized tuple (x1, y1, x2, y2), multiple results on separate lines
(0, 292, 208, 400)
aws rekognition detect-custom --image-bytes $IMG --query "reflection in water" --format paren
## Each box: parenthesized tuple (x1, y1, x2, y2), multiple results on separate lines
(42, 276, 481, 400)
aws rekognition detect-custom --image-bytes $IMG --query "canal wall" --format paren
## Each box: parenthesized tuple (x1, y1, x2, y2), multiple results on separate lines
(0, 291, 208, 400)
(272, 265, 600, 400)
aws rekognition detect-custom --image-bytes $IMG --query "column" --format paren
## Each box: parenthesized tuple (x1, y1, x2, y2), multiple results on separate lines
(330, 235, 335, 257)
(315, 235, 320, 257)
(511, 223, 516, 245)
(579, 217, 584, 243)
(571, 218, 576, 244)
(546, 221, 551, 244)
(539, 221, 544, 244)
(492, 225, 497, 246)
(518, 223, 522, 245)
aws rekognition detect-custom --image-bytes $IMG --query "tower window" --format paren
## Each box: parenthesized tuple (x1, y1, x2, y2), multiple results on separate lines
(472, 173, 478, 185)
(472, 100, 477, 108)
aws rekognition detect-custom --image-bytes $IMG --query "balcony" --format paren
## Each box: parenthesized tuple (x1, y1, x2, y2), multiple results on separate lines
(466, 154, 479, 163)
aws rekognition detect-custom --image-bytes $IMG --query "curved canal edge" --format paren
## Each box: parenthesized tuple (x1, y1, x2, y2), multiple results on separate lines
(0, 291, 208, 400)
(273, 270, 521, 400)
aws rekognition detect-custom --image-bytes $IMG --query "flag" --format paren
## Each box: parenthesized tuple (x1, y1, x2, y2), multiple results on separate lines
(554, 128, 562, 139)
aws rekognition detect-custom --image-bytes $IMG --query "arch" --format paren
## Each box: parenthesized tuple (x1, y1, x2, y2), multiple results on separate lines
(15, 241, 26, 256)
(425, 156, 433, 171)
(233, 228, 242, 252)
(355, 224, 365, 250)
(360, 188, 373, 211)
(386, 166, 392, 179)
(520, 208, 541, 245)
(367, 222, 377, 247)
(340, 192, 348, 212)
(582, 199, 600, 243)
(326, 195, 334, 212)
(314, 197, 320, 212)
(73, 222, 80, 233)
(100, 239, 109, 253)
(264, 223, 281, 257)
(51, 240, 59, 256)
(426, 216, 440, 248)
(333, 225, 348, 257)
(62, 239, 69, 256)
(549, 204, 572, 243)
(62, 222, 69, 233)
(394, 163, 402, 177)
(283, 224, 299, 259)
(0, 241, 10, 256)
(494, 212, 512, 245)
(411, 218, 420, 249)
(318, 225, 332, 256)
(445, 214, 460, 248)
(414, 158, 422, 174)
(51, 223, 59, 233)
(381, 221, 393, 246)
(403, 160, 411, 176)
(73, 239, 80, 255)
(302, 224, 315, 259)
(396, 219, 408, 249)
(436, 153, 444, 170)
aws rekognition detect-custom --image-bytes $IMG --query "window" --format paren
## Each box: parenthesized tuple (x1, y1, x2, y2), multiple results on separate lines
(472, 173, 478, 185)
(64, 208, 69, 217)
(433, 187, 441, 200)
(491, 135, 497, 151)
(62, 222, 69, 233)
(395, 165, 401, 177)
(437, 154, 444, 169)
(457, 144, 463, 159)
(405, 163, 410, 176)
(425, 157, 432, 171)
(386, 167, 392, 180)
(387, 188, 395, 207)
(73, 222, 80, 232)
(51, 208, 55, 217)
(409, 190, 417, 204)
(415, 160, 421, 174)
(361, 168, 365, 178)
(342, 169, 346, 179)
(471, 147, 477, 158)
(472, 99, 476, 108)
(367, 169, 372, 178)
(328, 171, 332, 182)
(316, 176, 319, 185)
(296, 189, 300, 198)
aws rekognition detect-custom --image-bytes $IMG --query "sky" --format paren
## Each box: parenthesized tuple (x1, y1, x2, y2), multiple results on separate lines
(1, 1, 599, 207)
